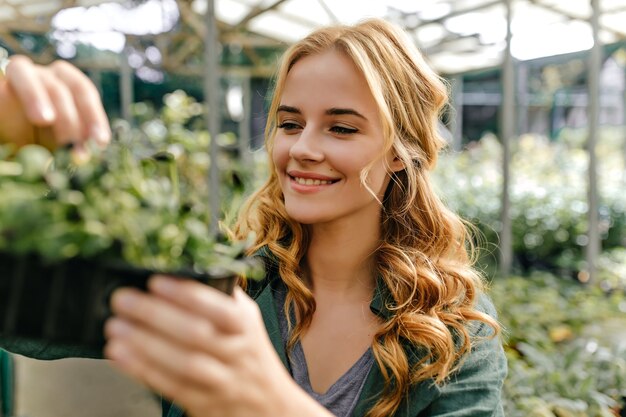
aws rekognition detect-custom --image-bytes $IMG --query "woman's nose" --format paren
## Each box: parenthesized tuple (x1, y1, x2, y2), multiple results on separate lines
(288, 127, 324, 162)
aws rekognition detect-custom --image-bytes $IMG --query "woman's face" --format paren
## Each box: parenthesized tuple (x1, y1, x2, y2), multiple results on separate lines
(272, 49, 401, 227)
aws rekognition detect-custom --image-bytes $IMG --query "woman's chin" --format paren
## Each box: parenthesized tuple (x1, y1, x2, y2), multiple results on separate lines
(285, 209, 331, 225)
(287, 214, 325, 225)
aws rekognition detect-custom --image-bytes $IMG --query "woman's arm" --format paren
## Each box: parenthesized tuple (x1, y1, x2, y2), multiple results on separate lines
(0, 339, 103, 360)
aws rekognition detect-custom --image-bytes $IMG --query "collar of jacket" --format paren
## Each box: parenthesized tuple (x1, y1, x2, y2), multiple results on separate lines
(252, 248, 440, 417)
(251, 245, 395, 320)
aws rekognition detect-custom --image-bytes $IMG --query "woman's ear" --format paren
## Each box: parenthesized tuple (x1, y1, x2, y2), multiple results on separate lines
(389, 155, 405, 173)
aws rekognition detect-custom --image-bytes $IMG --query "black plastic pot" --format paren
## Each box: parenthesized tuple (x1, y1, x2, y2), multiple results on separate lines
(0, 253, 237, 349)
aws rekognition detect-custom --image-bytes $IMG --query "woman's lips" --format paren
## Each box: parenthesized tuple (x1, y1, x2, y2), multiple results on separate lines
(291, 176, 335, 186)
(287, 170, 339, 182)
(287, 173, 339, 193)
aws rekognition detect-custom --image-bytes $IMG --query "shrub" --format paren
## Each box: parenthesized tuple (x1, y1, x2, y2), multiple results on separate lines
(492, 273, 626, 416)
(433, 129, 626, 272)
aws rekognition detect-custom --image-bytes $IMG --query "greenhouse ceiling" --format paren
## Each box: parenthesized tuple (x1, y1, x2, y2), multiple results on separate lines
(1, 0, 626, 75)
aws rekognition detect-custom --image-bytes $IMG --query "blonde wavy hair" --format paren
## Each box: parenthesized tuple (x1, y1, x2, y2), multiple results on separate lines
(235, 18, 499, 417)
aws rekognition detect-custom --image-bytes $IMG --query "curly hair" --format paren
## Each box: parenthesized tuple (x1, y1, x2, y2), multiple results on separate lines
(234, 18, 500, 417)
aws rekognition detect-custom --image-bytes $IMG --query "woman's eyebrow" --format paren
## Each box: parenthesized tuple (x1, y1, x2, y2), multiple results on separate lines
(277, 104, 300, 114)
(326, 107, 367, 120)
(277, 105, 367, 121)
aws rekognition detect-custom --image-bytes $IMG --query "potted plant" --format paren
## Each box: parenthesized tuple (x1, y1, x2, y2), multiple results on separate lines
(0, 121, 262, 348)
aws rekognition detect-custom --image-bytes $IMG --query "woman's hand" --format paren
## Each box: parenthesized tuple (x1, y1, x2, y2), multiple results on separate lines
(104, 276, 329, 417)
(0, 55, 110, 153)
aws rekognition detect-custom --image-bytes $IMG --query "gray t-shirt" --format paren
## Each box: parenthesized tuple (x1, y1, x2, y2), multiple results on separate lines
(275, 286, 374, 417)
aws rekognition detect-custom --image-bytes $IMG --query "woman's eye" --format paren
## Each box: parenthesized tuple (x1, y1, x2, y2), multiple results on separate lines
(330, 126, 358, 135)
(278, 122, 301, 131)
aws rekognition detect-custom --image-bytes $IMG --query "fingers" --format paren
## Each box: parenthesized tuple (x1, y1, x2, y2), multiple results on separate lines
(111, 286, 218, 348)
(105, 281, 294, 417)
(5, 56, 55, 125)
(108, 286, 237, 360)
(4, 56, 110, 147)
(104, 325, 245, 415)
(105, 335, 213, 407)
(50, 61, 110, 146)
(39, 69, 81, 146)
(148, 276, 247, 334)
(105, 283, 244, 409)
(104, 318, 229, 390)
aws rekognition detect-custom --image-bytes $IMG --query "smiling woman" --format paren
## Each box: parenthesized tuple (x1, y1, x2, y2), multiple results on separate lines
(0, 17, 506, 417)
(233, 18, 507, 417)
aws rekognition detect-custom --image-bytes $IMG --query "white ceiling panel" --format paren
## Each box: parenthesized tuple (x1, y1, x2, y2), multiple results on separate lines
(1, 0, 626, 74)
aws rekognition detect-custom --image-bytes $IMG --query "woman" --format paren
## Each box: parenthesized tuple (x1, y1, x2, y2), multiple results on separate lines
(0, 18, 507, 417)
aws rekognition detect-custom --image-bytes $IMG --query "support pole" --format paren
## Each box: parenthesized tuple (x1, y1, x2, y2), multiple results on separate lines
(623, 64, 626, 184)
(238, 75, 252, 166)
(517, 62, 528, 135)
(621, 51, 626, 185)
(586, 0, 601, 281)
(500, 0, 515, 275)
(450, 74, 464, 151)
(204, 0, 221, 236)
(120, 43, 134, 124)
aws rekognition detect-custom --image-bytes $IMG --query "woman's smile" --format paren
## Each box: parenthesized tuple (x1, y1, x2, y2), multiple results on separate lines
(288, 170, 340, 192)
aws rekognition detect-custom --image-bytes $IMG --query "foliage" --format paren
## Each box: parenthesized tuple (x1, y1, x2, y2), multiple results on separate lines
(433, 128, 626, 278)
(596, 248, 626, 292)
(0, 91, 262, 279)
(492, 273, 626, 416)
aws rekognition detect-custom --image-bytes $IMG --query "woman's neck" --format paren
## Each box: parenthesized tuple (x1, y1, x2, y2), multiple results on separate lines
(304, 220, 380, 299)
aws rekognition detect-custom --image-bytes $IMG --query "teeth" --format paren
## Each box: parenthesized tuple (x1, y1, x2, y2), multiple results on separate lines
(293, 177, 333, 186)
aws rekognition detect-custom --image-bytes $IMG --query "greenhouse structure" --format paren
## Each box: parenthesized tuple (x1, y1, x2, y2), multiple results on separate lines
(1, 1, 626, 416)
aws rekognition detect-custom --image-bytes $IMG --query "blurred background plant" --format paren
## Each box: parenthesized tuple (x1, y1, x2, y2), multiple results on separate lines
(492, 273, 626, 417)
(433, 127, 626, 290)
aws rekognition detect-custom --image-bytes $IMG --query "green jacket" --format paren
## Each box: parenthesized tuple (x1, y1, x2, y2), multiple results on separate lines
(1, 253, 507, 417)
(0, 348, 14, 417)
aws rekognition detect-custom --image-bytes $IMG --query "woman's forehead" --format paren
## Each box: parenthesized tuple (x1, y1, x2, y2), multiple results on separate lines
(280, 50, 378, 115)
(286, 50, 362, 85)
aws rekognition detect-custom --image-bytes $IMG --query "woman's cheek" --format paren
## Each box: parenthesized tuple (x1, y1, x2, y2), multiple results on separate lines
(272, 136, 290, 169)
